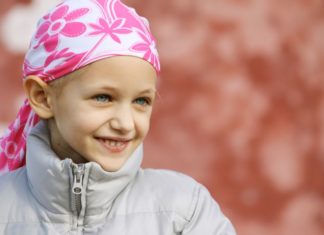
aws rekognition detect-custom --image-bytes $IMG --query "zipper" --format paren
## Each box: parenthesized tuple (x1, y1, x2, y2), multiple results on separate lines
(71, 164, 85, 217)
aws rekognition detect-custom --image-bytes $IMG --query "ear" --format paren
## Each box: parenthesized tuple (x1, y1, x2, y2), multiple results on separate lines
(23, 76, 54, 119)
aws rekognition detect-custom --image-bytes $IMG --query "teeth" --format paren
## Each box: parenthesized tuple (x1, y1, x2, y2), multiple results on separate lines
(110, 140, 117, 146)
(104, 139, 125, 147)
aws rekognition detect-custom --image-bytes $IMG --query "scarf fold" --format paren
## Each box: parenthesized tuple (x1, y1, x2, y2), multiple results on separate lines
(0, 0, 160, 175)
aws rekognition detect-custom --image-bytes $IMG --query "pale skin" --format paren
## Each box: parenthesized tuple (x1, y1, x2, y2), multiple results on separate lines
(23, 56, 157, 172)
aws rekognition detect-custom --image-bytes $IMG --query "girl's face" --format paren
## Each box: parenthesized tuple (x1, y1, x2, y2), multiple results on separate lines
(48, 56, 157, 171)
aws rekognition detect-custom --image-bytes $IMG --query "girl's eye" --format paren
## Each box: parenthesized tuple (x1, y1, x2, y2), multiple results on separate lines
(134, 97, 151, 106)
(93, 94, 111, 103)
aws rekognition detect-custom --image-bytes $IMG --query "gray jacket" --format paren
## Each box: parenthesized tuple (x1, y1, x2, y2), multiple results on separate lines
(0, 122, 236, 234)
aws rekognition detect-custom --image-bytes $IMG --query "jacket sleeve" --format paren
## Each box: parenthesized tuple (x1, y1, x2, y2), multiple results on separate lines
(182, 183, 237, 235)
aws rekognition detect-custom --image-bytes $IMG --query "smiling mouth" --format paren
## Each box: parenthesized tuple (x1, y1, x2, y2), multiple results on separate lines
(96, 138, 130, 153)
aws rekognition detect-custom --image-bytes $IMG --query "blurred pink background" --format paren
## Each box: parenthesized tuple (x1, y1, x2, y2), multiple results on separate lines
(1, 0, 324, 234)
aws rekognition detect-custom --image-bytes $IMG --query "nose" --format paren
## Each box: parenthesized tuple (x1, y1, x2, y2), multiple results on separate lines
(109, 104, 135, 134)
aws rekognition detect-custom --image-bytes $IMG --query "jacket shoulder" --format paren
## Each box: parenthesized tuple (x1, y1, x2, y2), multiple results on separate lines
(131, 169, 202, 221)
(140, 168, 199, 193)
(134, 169, 237, 234)
(0, 168, 28, 201)
(0, 168, 39, 223)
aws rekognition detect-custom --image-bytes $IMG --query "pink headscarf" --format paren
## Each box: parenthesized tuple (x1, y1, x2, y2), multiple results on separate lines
(0, 0, 160, 174)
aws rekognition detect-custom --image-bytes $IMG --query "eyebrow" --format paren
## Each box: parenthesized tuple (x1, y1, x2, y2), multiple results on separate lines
(138, 88, 157, 94)
(89, 85, 156, 95)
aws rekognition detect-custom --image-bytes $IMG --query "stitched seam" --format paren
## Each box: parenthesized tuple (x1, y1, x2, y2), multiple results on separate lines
(104, 210, 186, 222)
(0, 221, 67, 225)
(186, 183, 201, 222)
(0, 210, 184, 224)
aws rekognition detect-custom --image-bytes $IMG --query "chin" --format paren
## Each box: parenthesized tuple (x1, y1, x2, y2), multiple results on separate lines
(98, 158, 129, 172)
(101, 164, 123, 172)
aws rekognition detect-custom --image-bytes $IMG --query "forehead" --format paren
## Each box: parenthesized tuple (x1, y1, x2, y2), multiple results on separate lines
(53, 56, 157, 93)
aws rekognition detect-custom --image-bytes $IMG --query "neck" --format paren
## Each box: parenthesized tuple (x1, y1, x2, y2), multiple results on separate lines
(47, 119, 87, 164)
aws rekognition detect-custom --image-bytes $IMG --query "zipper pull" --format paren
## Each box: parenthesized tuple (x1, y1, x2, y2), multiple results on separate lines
(72, 164, 85, 195)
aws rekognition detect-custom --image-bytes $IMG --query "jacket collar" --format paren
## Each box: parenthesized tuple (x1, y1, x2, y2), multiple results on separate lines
(26, 120, 143, 215)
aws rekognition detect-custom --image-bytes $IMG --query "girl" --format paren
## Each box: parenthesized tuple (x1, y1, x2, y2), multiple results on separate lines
(0, 0, 236, 234)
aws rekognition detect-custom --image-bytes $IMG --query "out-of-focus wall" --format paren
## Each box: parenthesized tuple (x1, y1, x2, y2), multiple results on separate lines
(1, 0, 323, 234)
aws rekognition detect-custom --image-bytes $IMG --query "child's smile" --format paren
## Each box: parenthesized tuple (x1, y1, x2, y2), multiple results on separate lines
(47, 56, 157, 171)
(96, 137, 130, 153)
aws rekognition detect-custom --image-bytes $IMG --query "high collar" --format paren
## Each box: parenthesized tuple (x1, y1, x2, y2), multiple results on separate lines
(26, 120, 143, 216)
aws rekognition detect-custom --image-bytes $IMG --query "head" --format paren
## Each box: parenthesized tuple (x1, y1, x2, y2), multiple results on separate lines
(24, 56, 157, 171)
(0, 0, 160, 173)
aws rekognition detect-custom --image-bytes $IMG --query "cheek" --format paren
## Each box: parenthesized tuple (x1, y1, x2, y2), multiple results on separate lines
(55, 107, 101, 137)
(136, 112, 152, 137)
